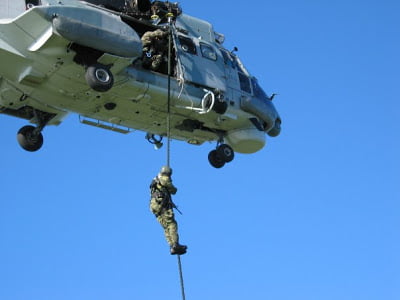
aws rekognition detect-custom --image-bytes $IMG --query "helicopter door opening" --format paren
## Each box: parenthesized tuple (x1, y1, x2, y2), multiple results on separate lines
(220, 48, 252, 95)
(175, 35, 226, 91)
(139, 28, 177, 76)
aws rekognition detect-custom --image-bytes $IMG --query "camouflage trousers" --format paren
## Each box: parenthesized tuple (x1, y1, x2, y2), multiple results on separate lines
(150, 197, 179, 246)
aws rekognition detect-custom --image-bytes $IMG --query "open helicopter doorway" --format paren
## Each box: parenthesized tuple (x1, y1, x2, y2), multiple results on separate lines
(174, 16, 226, 91)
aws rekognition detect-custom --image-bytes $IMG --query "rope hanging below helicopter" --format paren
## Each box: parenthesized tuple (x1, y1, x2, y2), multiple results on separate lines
(165, 13, 186, 300)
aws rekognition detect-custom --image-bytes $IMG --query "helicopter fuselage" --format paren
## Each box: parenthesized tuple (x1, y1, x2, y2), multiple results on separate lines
(0, 0, 281, 167)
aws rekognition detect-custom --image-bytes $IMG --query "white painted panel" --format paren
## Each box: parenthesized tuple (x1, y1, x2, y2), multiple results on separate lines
(0, 0, 26, 19)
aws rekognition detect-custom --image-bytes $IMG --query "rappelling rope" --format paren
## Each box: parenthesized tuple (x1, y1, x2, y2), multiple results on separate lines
(177, 254, 186, 300)
(166, 13, 186, 300)
(166, 16, 172, 168)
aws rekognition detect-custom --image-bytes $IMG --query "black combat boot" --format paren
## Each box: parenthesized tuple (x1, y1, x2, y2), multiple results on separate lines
(170, 243, 187, 255)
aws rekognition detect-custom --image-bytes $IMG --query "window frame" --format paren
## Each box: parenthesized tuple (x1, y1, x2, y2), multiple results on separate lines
(200, 42, 217, 61)
(177, 35, 197, 55)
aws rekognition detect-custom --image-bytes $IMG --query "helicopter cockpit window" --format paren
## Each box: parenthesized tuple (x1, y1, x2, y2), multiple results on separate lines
(251, 78, 268, 100)
(200, 43, 217, 61)
(238, 72, 252, 94)
(220, 49, 236, 69)
(178, 36, 197, 55)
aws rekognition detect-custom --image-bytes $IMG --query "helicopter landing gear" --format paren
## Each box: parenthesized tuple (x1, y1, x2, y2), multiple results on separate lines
(85, 63, 114, 92)
(216, 143, 234, 163)
(17, 125, 43, 152)
(208, 143, 235, 168)
(16, 109, 52, 152)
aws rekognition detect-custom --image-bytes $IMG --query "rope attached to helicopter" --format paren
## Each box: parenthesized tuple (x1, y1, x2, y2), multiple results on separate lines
(165, 12, 186, 300)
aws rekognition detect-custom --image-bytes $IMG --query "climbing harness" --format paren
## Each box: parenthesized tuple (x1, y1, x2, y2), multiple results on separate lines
(166, 13, 186, 300)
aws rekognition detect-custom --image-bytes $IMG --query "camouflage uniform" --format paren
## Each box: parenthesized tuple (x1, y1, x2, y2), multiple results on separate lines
(141, 29, 168, 71)
(150, 167, 187, 255)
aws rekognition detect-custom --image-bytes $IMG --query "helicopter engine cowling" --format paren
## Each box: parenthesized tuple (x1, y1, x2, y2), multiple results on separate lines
(37, 5, 142, 58)
(225, 128, 266, 154)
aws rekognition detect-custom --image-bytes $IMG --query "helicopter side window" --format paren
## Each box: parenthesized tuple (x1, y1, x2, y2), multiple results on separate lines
(238, 72, 252, 94)
(178, 36, 197, 55)
(200, 43, 217, 61)
(220, 49, 236, 69)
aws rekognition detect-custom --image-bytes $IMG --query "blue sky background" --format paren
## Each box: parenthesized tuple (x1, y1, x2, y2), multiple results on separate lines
(0, 1, 399, 299)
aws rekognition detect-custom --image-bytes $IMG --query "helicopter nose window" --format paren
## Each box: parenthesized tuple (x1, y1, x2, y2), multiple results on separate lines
(200, 43, 217, 61)
(238, 72, 251, 94)
(251, 78, 268, 99)
(178, 36, 197, 55)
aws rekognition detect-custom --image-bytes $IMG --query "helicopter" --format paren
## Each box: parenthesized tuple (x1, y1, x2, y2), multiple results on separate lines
(0, 0, 281, 168)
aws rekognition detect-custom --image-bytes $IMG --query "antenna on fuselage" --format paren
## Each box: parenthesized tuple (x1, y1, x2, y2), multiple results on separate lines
(270, 93, 278, 101)
(231, 46, 238, 54)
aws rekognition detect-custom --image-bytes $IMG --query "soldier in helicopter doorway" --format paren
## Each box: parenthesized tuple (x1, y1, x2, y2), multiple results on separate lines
(141, 29, 168, 72)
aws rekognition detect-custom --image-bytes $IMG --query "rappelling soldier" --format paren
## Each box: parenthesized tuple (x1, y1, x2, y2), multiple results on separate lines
(150, 166, 187, 255)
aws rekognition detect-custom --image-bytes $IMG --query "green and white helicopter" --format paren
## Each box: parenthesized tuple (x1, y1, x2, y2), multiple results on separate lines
(0, 0, 281, 168)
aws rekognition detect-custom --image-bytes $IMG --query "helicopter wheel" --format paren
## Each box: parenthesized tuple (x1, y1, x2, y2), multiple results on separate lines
(17, 125, 43, 152)
(216, 144, 234, 163)
(208, 150, 225, 168)
(85, 63, 114, 92)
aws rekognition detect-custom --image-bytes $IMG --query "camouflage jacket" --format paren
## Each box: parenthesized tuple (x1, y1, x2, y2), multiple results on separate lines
(150, 174, 177, 199)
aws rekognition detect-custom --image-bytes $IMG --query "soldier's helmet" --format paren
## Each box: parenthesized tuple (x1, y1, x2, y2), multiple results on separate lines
(160, 165, 172, 176)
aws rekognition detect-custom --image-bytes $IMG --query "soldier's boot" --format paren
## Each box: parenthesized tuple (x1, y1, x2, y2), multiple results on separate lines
(170, 243, 187, 255)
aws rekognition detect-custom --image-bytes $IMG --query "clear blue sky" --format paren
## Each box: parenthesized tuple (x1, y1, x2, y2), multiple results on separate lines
(1, 1, 399, 299)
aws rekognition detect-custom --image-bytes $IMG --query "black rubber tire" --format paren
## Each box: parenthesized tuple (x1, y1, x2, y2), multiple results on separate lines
(85, 63, 114, 92)
(208, 150, 225, 168)
(17, 125, 43, 152)
(216, 144, 234, 163)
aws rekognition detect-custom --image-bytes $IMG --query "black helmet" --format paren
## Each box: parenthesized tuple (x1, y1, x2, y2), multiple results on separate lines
(160, 165, 172, 176)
